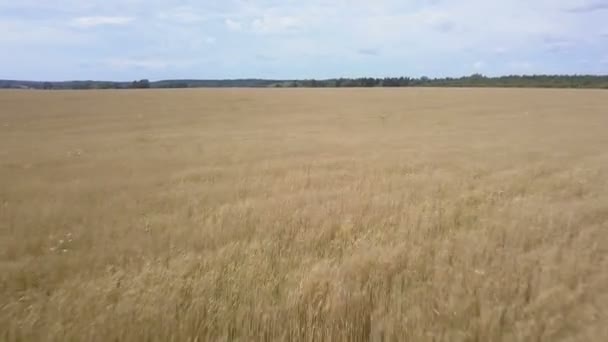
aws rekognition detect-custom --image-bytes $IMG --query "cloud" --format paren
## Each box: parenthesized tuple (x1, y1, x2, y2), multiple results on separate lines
(105, 58, 169, 70)
(543, 36, 575, 53)
(71, 16, 134, 28)
(0, 20, 87, 45)
(357, 48, 380, 56)
(508, 61, 533, 71)
(2, 0, 608, 79)
(408, 10, 457, 33)
(426, 14, 456, 33)
(225, 18, 242, 31)
(255, 54, 277, 62)
(567, 1, 608, 13)
(225, 14, 304, 34)
(157, 6, 213, 24)
(434, 20, 456, 33)
(159, 12, 204, 24)
(473, 61, 485, 70)
(251, 15, 302, 34)
(493, 47, 509, 55)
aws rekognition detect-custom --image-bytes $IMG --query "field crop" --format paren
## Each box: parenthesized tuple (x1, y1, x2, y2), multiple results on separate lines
(1, 88, 607, 341)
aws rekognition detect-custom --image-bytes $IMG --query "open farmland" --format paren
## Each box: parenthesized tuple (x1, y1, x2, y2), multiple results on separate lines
(1, 88, 607, 341)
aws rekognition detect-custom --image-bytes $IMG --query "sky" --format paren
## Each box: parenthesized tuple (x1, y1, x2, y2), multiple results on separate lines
(1, 0, 607, 81)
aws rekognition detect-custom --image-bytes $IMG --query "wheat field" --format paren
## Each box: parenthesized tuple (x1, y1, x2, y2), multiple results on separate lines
(1, 88, 607, 341)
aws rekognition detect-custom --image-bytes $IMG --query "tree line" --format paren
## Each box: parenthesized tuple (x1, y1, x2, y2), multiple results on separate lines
(2, 75, 607, 90)
(278, 74, 608, 88)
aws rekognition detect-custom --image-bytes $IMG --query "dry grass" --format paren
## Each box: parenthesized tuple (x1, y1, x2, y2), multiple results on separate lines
(1, 88, 607, 341)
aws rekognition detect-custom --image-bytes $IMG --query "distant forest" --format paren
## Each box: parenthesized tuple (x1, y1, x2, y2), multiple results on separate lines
(2, 74, 608, 90)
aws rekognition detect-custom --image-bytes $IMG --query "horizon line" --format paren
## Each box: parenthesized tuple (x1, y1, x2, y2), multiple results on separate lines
(3, 73, 608, 83)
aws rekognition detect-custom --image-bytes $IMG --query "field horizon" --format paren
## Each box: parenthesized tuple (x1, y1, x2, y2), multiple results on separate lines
(3, 73, 608, 90)
(1, 88, 607, 341)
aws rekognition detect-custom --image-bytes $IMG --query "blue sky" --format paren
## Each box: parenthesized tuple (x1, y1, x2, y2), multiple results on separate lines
(1, 0, 607, 81)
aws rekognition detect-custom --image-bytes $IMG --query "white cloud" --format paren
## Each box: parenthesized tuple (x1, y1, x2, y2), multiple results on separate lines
(71, 16, 134, 28)
(0, 20, 87, 45)
(493, 47, 509, 55)
(251, 15, 302, 34)
(508, 61, 533, 71)
(157, 6, 209, 23)
(225, 19, 243, 31)
(567, 1, 608, 13)
(2, 0, 607, 78)
(105, 58, 169, 69)
(357, 48, 380, 56)
(416, 11, 456, 33)
(543, 37, 575, 53)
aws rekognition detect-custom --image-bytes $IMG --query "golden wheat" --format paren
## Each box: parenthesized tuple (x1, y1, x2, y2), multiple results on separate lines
(1, 88, 607, 341)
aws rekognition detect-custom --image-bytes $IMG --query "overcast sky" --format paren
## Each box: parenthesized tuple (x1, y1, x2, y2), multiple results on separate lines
(1, 0, 607, 80)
